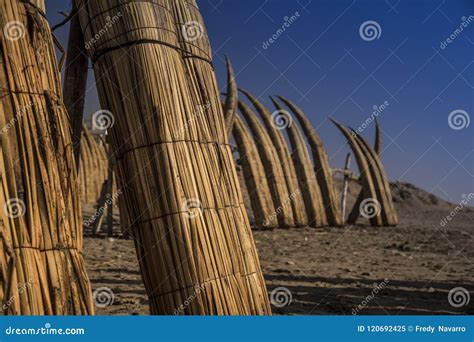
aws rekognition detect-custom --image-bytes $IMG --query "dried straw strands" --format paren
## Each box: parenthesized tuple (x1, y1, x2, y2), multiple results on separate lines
(270, 97, 327, 227)
(233, 116, 277, 228)
(240, 90, 307, 227)
(78, 126, 108, 204)
(331, 120, 397, 226)
(75, 0, 270, 315)
(238, 100, 296, 227)
(277, 96, 342, 226)
(347, 119, 381, 224)
(0, 0, 93, 314)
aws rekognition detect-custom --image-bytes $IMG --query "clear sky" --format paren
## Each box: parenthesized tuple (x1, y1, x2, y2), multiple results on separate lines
(45, 0, 473, 203)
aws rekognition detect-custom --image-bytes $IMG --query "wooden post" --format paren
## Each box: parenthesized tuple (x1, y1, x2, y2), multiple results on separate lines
(341, 153, 352, 224)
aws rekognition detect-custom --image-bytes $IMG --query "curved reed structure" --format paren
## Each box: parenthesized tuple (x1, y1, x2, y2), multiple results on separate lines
(233, 116, 277, 228)
(240, 90, 307, 227)
(223, 57, 238, 137)
(351, 130, 397, 226)
(75, 0, 270, 315)
(277, 96, 342, 226)
(270, 97, 327, 227)
(238, 100, 296, 227)
(331, 120, 383, 226)
(348, 119, 382, 224)
(0, 0, 93, 314)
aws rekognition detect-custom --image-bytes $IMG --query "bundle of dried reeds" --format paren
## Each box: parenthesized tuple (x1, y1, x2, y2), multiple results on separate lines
(270, 97, 327, 227)
(238, 100, 296, 227)
(78, 126, 108, 204)
(347, 119, 381, 224)
(233, 116, 277, 228)
(240, 90, 307, 227)
(75, 0, 270, 315)
(0, 0, 93, 314)
(277, 96, 342, 226)
(331, 120, 397, 226)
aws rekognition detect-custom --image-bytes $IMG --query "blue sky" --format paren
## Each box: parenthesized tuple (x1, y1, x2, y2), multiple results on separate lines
(46, 0, 473, 203)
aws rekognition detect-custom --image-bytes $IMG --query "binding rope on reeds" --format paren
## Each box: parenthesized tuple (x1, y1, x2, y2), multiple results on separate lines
(75, 0, 270, 315)
(277, 96, 343, 226)
(0, 0, 93, 314)
(270, 97, 328, 227)
(240, 89, 307, 227)
(238, 100, 296, 227)
(233, 116, 278, 228)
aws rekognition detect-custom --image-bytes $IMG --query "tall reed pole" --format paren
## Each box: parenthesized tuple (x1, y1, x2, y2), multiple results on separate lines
(74, 0, 270, 315)
(0, 0, 93, 314)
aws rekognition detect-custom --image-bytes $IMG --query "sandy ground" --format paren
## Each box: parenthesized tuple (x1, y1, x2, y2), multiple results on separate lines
(83, 182, 474, 315)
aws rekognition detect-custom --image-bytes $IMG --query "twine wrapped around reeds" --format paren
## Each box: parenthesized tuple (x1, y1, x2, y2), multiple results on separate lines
(240, 90, 307, 227)
(74, 0, 270, 315)
(0, 0, 93, 314)
(277, 96, 342, 226)
(238, 100, 296, 227)
(270, 97, 327, 227)
(233, 116, 277, 228)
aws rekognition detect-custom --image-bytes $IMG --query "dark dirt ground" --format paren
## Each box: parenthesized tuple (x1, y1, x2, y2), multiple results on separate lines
(82, 181, 474, 315)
